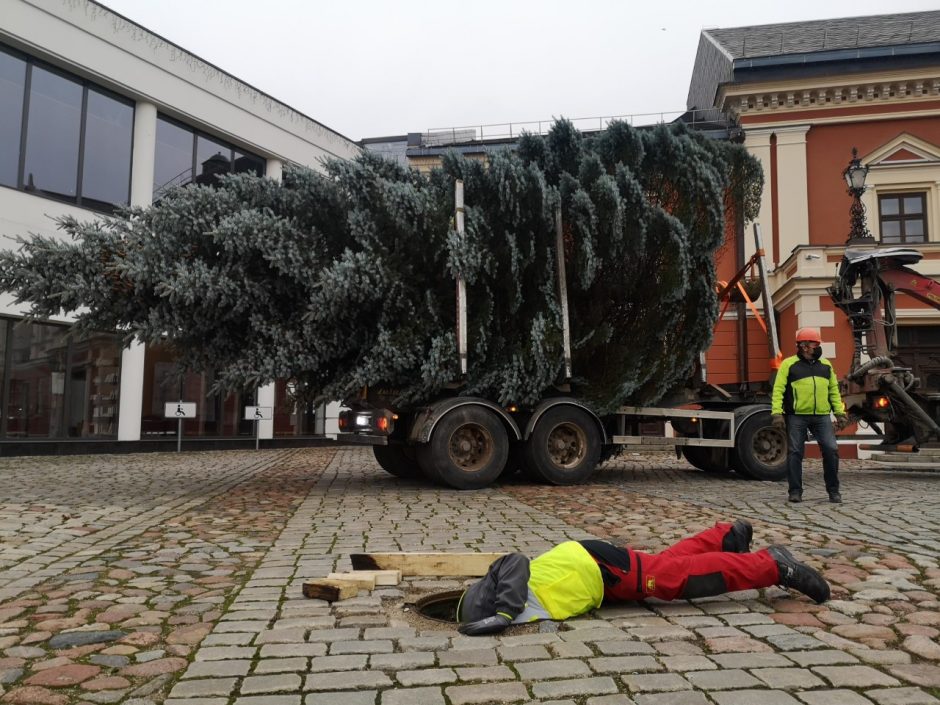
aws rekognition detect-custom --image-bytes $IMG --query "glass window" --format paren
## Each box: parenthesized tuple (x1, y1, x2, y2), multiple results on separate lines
(0, 49, 26, 188)
(880, 193, 928, 244)
(153, 117, 194, 200)
(881, 220, 900, 242)
(880, 197, 899, 216)
(23, 66, 82, 200)
(6, 322, 68, 438)
(273, 378, 321, 436)
(234, 150, 265, 177)
(81, 89, 133, 210)
(67, 333, 121, 438)
(142, 342, 256, 438)
(195, 135, 231, 186)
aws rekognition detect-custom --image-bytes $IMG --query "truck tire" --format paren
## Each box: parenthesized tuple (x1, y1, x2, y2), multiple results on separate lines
(681, 446, 730, 473)
(373, 445, 421, 478)
(523, 406, 601, 485)
(731, 410, 787, 481)
(416, 406, 509, 490)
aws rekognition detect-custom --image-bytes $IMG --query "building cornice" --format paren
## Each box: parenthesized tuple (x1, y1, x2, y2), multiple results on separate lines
(720, 68, 940, 120)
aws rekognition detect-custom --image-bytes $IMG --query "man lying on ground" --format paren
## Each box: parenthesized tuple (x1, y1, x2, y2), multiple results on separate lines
(457, 519, 829, 635)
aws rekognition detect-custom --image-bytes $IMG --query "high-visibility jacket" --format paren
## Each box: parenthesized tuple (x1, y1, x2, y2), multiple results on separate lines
(457, 541, 604, 624)
(772, 354, 845, 416)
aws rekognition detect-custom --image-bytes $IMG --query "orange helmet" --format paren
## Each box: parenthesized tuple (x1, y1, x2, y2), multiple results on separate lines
(796, 327, 821, 343)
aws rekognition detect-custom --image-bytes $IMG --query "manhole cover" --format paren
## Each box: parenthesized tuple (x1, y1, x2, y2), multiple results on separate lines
(411, 589, 463, 623)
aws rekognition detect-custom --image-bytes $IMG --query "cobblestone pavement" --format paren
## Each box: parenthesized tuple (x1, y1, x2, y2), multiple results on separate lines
(0, 447, 939, 705)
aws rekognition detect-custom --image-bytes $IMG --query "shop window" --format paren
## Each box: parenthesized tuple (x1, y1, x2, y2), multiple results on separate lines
(142, 343, 256, 437)
(68, 334, 122, 437)
(879, 193, 927, 244)
(0, 320, 121, 439)
(273, 378, 323, 436)
(0, 42, 133, 210)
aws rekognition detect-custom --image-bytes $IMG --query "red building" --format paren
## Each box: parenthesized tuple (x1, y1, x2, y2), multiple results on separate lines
(688, 11, 940, 456)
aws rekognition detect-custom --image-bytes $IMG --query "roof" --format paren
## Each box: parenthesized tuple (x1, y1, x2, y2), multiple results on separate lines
(704, 11, 940, 59)
(687, 11, 940, 111)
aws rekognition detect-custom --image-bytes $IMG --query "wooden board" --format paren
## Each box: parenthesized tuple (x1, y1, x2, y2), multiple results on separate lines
(345, 569, 402, 586)
(349, 552, 505, 577)
(302, 579, 358, 602)
(327, 572, 376, 589)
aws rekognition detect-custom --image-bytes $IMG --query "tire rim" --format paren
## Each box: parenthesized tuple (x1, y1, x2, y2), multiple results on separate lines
(546, 422, 587, 468)
(753, 426, 786, 465)
(448, 423, 494, 472)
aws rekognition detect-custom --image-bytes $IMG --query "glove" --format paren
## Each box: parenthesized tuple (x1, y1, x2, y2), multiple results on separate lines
(457, 614, 511, 636)
(834, 415, 849, 431)
(771, 414, 785, 430)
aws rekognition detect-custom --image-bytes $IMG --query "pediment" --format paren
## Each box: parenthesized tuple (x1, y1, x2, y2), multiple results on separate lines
(864, 133, 940, 167)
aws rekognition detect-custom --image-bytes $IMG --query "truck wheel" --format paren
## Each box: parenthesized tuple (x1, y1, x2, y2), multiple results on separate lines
(416, 406, 509, 490)
(523, 406, 601, 485)
(731, 410, 787, 481)
(373, 445, 421, 478)
(681, 446, 730, 473)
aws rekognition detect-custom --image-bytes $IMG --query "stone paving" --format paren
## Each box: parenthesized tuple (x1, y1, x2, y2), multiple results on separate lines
(0, 446, 938, 704)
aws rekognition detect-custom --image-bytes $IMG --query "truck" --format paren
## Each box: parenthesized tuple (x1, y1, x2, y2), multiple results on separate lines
(337, 181, 792, 490)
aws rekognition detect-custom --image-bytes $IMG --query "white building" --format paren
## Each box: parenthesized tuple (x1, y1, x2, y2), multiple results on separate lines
(0, 0, 360, 450)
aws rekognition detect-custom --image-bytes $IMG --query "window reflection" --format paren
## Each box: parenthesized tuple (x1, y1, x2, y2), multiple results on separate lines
(153, 113, 266, 199)
(68, 334, 121, 437)
(81, 89, 133, 209)
(142, 343, 255, 437)
(153, 117, 194, 200)
(0, 48, 26, 188)
(23, 66, 82, 200)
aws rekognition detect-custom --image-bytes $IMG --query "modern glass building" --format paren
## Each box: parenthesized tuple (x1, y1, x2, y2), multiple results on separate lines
(0, 0, 361, 451)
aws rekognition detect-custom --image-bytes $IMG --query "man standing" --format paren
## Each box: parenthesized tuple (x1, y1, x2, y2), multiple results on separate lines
(772, 327, 848, 503)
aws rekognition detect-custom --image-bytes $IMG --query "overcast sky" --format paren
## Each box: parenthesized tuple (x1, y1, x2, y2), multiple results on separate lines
(101, 0, 939, 142)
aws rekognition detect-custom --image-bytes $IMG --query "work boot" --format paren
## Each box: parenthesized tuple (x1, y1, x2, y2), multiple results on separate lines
(722, 519, 753, 553)
(767, 545, 830, 604)
(788, 491, 802, 503)
(829, 492, 842, 503)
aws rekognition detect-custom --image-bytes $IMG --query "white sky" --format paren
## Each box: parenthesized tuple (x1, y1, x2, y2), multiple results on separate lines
(101, 0, 939, 142)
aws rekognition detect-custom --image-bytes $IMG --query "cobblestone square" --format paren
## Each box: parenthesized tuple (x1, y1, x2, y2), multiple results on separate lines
(1, 447, 940, 704)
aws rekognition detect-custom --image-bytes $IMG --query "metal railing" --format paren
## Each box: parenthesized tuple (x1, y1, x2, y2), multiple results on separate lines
(423, 108, 729, 146)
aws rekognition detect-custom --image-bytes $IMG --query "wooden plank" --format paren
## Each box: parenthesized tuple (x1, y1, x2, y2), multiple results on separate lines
(350, 552, 504, 577)
(327, 572, 376, 589)
(346, 569, 401, 586)
(302, 579, 358, 602)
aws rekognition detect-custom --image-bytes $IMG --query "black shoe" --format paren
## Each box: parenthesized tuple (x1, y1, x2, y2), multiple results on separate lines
(767, 545, 830, 604)
(829, 492, 842, 503)
(788, 491, 802, 503)
(722, 519, 753, 553)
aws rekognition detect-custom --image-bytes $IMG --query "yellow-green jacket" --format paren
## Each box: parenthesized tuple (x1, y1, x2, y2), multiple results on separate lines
(772, 354, 845, 416)
(457, 541, 604, 624)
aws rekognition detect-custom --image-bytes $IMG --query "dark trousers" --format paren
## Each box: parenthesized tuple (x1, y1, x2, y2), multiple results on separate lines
(786, 414, 840, 495)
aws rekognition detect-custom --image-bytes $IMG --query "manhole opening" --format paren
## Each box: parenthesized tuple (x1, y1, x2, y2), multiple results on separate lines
(412, 589, 463, 623)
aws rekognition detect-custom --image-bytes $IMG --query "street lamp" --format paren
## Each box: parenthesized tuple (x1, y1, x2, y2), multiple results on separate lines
(843, 147, 873, 245)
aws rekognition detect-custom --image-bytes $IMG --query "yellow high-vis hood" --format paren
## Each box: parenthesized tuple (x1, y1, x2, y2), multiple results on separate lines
(528, 541, 604, 620)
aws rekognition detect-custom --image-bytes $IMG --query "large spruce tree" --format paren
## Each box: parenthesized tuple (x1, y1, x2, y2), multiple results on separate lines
(0, 119, 761, 413)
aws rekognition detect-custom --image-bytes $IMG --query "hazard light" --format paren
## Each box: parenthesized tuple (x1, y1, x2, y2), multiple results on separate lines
(874, 396, 890, 409)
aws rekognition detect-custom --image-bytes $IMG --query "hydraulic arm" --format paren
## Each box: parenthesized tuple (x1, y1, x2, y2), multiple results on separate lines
(828, 246, 940, 447)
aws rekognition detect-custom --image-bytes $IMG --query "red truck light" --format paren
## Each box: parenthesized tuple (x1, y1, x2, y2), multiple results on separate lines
(376, 416, 389, 432)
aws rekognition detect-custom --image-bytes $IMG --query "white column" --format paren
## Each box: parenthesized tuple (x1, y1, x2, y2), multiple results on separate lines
(256, 157, 283, 440)
(743, 128, 774, 263)
(117, 101, 157, 441)
(775, 125, 811, 262)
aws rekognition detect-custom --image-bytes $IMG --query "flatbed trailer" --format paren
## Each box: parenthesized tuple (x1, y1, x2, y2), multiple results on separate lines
(338, 187, 788, 490)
